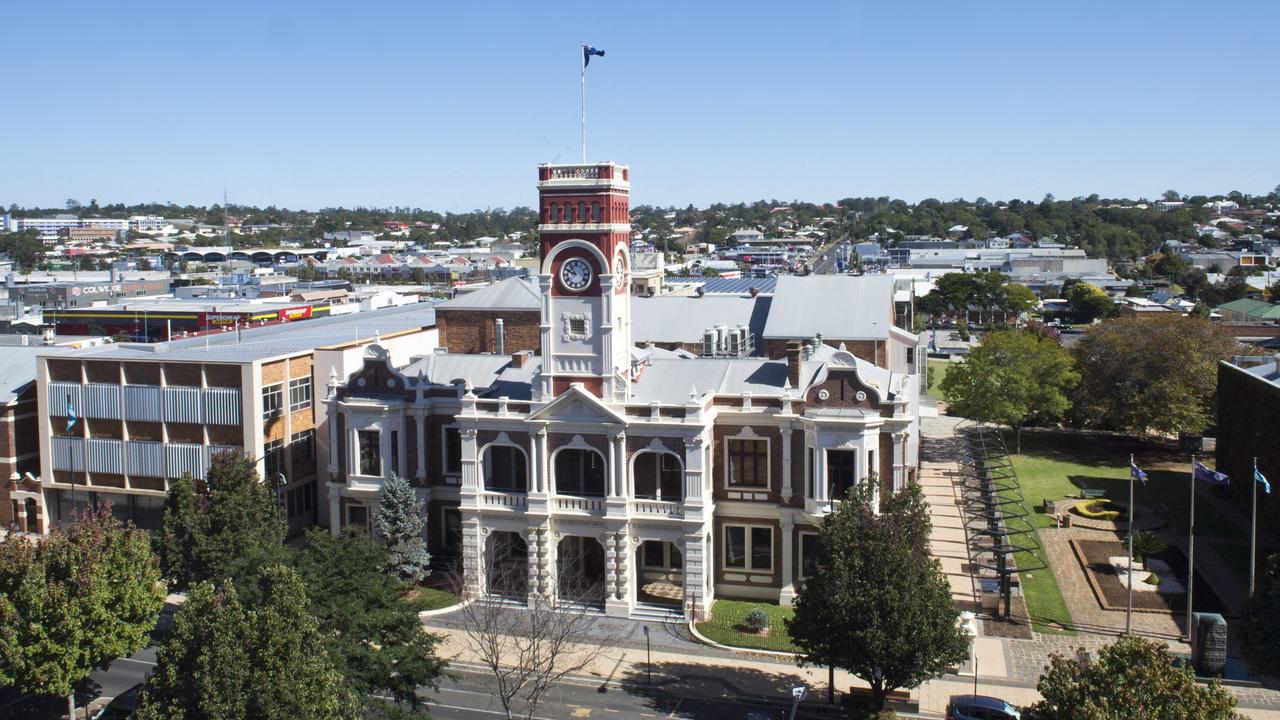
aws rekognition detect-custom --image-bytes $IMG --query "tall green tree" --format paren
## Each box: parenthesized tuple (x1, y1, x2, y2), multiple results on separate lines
(1071, 315, 1236, 436)
(159, 453, 288, 594)
(941, 329, 1079, 452)
(1065, 280, 1114, 322)
(375, 473, 431, 583)
(0, 505, 164, 720)
(138, 567, 357, 720)
(293, 528, 447, 717)
(1022, 636, 1240, 719)
(787, 482, 969, 712)
(1241, 553, 1280, 678)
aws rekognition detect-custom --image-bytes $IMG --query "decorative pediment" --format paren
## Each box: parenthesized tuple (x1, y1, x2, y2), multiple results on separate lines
(338, 344, 410, 400)
(529, 383, 626, 425)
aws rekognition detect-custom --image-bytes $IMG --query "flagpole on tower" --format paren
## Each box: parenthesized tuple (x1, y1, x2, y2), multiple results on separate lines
(580, 44, 587, 164)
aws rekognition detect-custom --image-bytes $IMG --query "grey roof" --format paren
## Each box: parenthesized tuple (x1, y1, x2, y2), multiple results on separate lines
(1238, 355, 1280, 386)
(631, 295, 770, 345)
(401, 353, 514, 390)
(762, 275, 894, 340)
(0, 343, 76, 403)
(50, 304, 437, 364)
(699, 277, 778, 295)
(438, 276, 540, 311)
(630, 357, 790, 404)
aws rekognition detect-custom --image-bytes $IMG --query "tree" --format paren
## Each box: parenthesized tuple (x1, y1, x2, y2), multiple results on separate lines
(158, 453, 288, 595)
(1071, 315, 1236, 436)
(293, 528, 446, 716)
(1162, 189, 1182, 202)
(0, 505, 164, 720)
(941, 329, 1079, 452)
(137, 567, 357, 720)
(450, 564, 620, 720)
(1241, 553, 1280, 678)
(375, 473, 431, 583)
(1022, 636, 1240, 719)
(788, 482, 969, 712)
(1065, 281, 1114, 323)
(1003, 282, 1039, 315)
(0, 230, 45, 272)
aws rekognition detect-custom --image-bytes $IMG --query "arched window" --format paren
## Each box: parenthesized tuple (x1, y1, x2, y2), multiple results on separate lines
(484, 445, 528, 492)
(555, 448, 606, 497)
(590, 202, 600, 223)
(577, 201, 586, 224)
(633, 451, 682, 501)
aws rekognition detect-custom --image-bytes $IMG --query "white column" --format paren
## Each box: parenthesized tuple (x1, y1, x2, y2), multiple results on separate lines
(814, 446, 828, 503)
(868, 441, 881, 514)
(600, 275, 615, 395)
(463, 518, 483, 597)
(608, 431, 626, 498)
(459, 428, 479, 490)
(683, 435, 706, 508)
(780, 421, 793, 500)
(532, 428, 547, 494)
(327, 482, 342, 536)
(779, 512, 796, 606)
(892, 431, 908, 493)
(682, 531, 708, 620)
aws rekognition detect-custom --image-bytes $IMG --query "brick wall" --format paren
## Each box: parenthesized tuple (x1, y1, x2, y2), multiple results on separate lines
(437, 309, 540, 354)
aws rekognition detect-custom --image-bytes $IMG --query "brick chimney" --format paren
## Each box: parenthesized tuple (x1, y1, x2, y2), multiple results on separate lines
(785, 341, 803, 389)
(510, 350, 529, 369)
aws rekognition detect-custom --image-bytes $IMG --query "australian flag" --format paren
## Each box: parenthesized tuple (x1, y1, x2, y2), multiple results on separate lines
(583, 45, 605, 67)
(1130, 462, 1148, 486)
(1193, 461, 1230, 486)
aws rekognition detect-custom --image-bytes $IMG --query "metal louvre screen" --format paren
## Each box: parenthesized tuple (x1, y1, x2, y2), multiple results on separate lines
(163, 387, 203, 424)
(202, 388, 242, 426)
(51, 436, 85, 471)
(126, 440, 165, 478)
(86, 438, 124, 474)
(49, 383, 83, 418)
(84, 383, 122, 419)
(166, 442, 207, 479)
(124, 385, 162, 421)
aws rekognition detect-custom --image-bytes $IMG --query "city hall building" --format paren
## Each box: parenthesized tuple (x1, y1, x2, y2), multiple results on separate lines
(325, 162, 924, 620)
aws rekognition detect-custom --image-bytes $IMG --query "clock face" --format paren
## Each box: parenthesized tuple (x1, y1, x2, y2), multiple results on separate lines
(560, 257, 593, 292)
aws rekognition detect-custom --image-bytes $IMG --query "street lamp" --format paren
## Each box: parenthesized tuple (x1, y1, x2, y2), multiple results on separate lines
(641, 625, 652, 686)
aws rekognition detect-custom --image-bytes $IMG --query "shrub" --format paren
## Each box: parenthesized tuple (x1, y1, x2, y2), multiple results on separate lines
(1130, 530, 1167, 563)
(1073, 499, 1120, 520)
(1144, 572, 1160, 585)
(743, 607, 769, 634)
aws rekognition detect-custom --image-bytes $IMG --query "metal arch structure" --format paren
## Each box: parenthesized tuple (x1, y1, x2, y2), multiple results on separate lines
(954, 420, 1046, 620)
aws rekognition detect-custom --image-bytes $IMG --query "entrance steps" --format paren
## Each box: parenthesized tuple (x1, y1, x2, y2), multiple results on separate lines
(631, 602, 684, 623)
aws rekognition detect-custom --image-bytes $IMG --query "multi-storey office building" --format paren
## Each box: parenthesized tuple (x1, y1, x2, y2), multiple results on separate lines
(326, 162, 922, 620)
(34, 305, 438, 533)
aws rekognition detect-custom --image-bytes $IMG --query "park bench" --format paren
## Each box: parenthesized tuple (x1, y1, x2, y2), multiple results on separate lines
(1079, 488, 1107, 500)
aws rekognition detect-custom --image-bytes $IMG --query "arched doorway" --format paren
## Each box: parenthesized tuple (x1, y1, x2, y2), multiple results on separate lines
(23, 498, 39, 534)
(557, 536, 606, 608)
(486, 531, 528, 600)
(635, 540, 683, 607)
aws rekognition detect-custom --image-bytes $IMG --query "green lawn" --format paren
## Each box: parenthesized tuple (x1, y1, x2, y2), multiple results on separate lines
(409, 587, 460, 611)
(998, 430, 1246, 634)
(927, 359, 951, 400)
(695, 599, 796, 653)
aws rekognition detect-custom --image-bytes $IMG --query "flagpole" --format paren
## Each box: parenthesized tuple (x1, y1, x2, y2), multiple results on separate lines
(1251, 456, 1259, 596)
(1186, 453, 1196, 642)
(580, 45, 587, 164)
(1127, 453, 1135, 635)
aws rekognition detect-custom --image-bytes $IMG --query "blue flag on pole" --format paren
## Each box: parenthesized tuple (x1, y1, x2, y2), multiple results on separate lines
(1257, 467, 1272, 494)
(1193, 461, 1230, 486)
(583, 45, 605, 67)
(65, 395, 77, 431)
(1130, 462, 1148, 486)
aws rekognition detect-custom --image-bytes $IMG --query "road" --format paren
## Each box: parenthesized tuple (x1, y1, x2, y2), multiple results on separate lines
(808, 241, 848, 275)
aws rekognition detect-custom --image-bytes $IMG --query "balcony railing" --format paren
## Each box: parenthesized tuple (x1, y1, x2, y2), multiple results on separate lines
(554, 496, 605, 514)
(480, 492, 528, 511)
(48, 383, 241, 426)
(630, 499, 683, 518)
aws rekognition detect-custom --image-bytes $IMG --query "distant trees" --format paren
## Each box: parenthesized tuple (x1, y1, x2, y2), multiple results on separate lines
(918, 272, 1037, 324)
(1064, 280, 1114, 323)
(0, 230, 45, 272)
(0, 505, 164, 720)
(1071, 315, 1236, 436)
(941, 329, 1079, 452)
(788, 482, 969, 713)
(1022, 636, 1240, 720)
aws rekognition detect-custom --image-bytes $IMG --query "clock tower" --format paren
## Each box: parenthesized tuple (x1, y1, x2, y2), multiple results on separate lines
(535, 162, 632, 401)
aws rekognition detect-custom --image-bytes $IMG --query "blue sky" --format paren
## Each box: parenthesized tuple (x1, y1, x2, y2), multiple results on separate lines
(2, 0, 1276, 211)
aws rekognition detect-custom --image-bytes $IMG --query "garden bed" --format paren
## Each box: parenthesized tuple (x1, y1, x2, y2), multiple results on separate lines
(1072, 537, 1229, 615)
(694, 599, 796, 653)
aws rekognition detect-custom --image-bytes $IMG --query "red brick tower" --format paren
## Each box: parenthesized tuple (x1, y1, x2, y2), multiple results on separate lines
(535, 163, 632, 400)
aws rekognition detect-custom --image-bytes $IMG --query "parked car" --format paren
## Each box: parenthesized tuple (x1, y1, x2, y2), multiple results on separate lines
(92, 683, 143, 720)
(946, 694, 1021, 720)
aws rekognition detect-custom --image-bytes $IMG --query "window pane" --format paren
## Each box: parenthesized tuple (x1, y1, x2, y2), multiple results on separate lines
(725, 527, 746, 568)
(751, 527, 772, 570)
(659, 454, 682, 500)
(801, 534, 818, 578)
(445, 428, 461, 473)
(634, 452, 657, 498)
(358, 430, 380, 476)
(643, 541, 664, 568)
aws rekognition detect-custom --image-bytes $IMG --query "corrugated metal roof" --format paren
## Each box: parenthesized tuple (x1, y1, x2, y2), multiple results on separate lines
(52, 304, 437, 364)
(401, 353, 513, 389)
(631, 295, 770, 346)
(439, 276, 540, 311)
(700, 277, 778, 295)
(762, 275, 894, 340)
(629, 357, 789, 404)
(0, 344, 76, 403)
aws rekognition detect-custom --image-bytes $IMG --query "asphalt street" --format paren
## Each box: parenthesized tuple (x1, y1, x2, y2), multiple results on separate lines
(808, 242, 848, 275)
